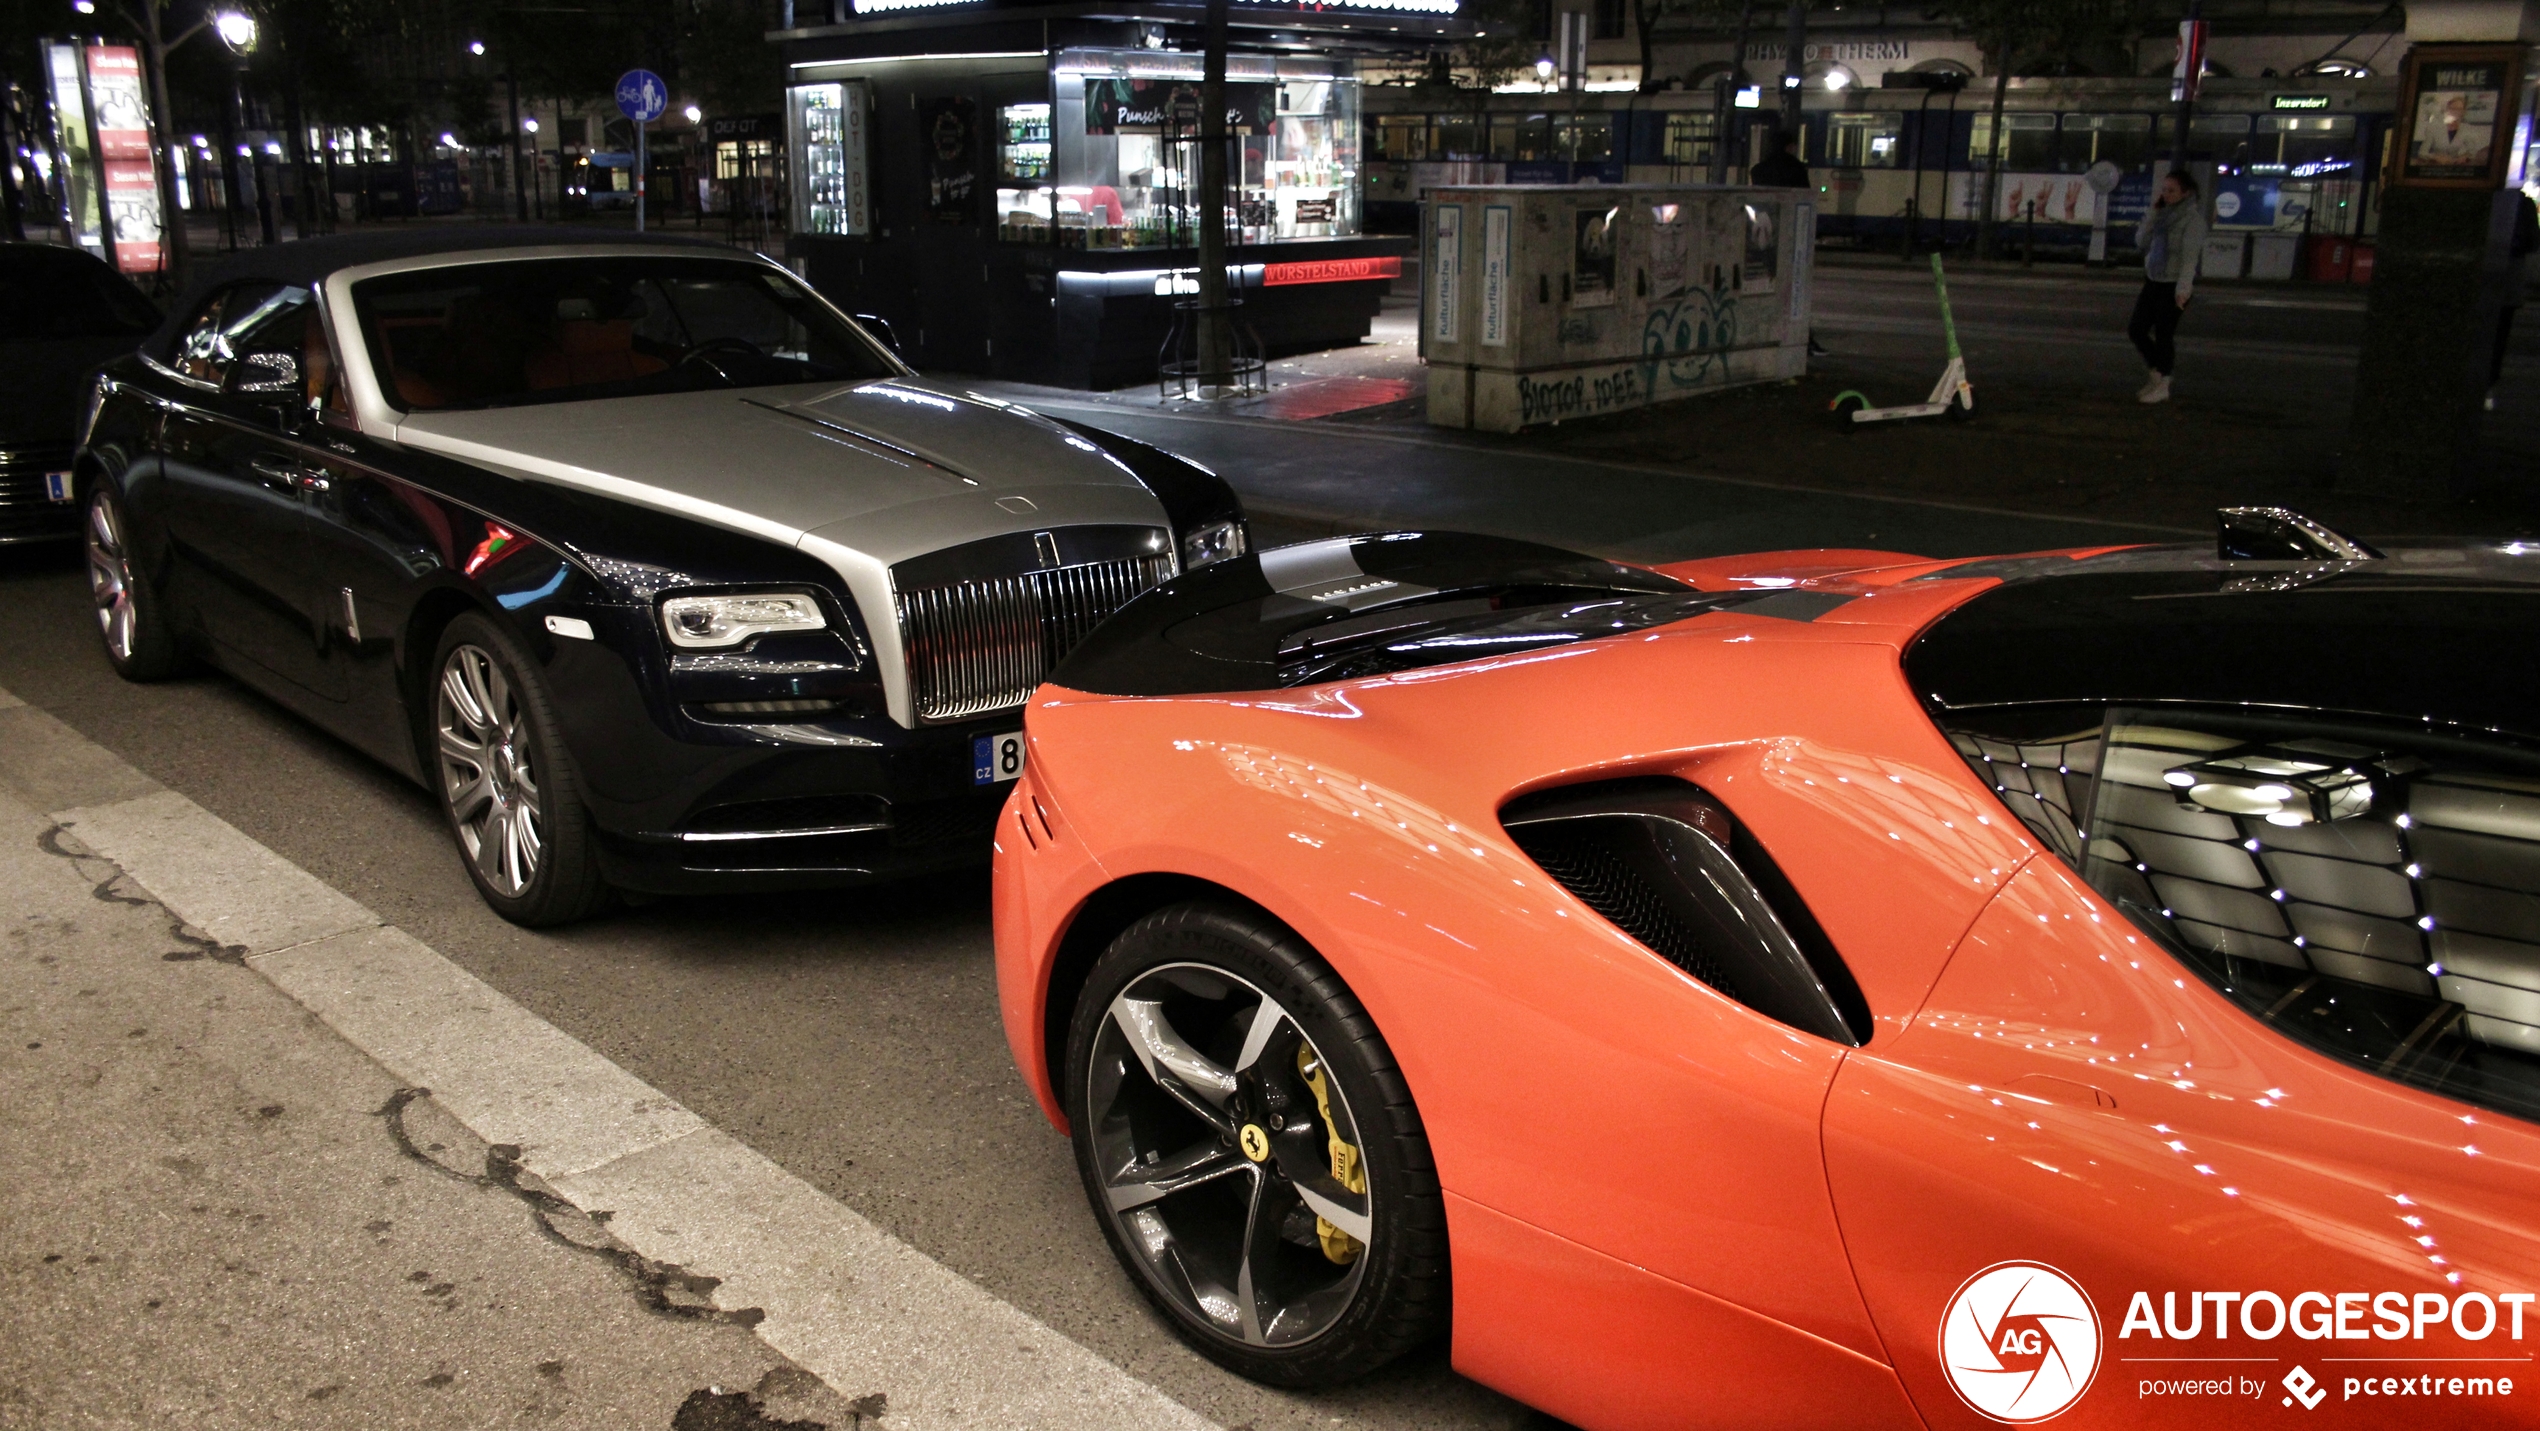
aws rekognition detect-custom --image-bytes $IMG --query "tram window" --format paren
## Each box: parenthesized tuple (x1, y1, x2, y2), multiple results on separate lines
(2189, 112, 2254, 163)
(1969, 112, 2057, 169)
(1492, 114, 1554, 162)
(1558, 113, 1614, 164)
(1435, 113, 1483, 160)
(1663, 112, 1717, 167)
(2258, 114, 2359, 172)
(2056, 113, 2154, 170)
(1374, 115, 1430, 162)
(1826, 112, 1903, 168)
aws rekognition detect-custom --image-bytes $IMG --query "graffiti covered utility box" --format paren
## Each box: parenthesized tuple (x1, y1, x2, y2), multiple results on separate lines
(1423, 184, 1814, 432)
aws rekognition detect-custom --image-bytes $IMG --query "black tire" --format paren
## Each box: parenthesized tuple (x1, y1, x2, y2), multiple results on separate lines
(427, 612, 610, 926)
(1063, 901, 1448, 1387)
(84, 481, 182, 682)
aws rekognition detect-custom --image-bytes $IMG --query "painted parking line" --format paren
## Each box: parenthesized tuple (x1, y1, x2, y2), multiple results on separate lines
(1, 681, 1217, 1431)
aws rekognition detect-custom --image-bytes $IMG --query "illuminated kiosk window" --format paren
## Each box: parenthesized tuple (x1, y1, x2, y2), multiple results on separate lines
(1014, 48, 1361, 249)
(787, 80, 871, 236)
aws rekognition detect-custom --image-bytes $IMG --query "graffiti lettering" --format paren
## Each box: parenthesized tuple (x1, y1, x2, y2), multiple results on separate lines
(1639, 288, 1738, 392)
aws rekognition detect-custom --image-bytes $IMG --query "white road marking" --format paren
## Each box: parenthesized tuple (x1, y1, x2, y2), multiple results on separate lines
(5, 683, 1218, 1431)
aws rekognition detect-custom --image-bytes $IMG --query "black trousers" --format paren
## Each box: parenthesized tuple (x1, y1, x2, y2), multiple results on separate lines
(2494, 303, 2520, 387)
(2128, 280, 2187, 376)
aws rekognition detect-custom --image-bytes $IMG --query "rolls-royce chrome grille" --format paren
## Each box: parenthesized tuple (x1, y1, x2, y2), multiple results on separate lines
(898, 553, 1174, 721)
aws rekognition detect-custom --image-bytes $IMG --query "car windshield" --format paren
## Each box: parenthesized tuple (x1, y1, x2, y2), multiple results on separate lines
(0, 246, 159, 340)
(348, 254, 897, 412)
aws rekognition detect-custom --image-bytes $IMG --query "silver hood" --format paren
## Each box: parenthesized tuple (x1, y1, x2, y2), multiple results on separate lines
(391, 377, 1174, 726)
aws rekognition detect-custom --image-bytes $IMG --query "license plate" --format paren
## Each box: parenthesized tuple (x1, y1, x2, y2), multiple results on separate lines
(973, 731, 1024, 785)
(44, 471, 73, 503)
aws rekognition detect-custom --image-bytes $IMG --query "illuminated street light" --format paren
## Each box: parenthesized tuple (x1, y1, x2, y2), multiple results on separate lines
(683, 104, 702, 124)
(1534, 55, 1554, 83)
(213, 9, 258, 55)
(523, 117, 540, 134)
(440, 132, 460, 148)
(468, 39, 486, 55)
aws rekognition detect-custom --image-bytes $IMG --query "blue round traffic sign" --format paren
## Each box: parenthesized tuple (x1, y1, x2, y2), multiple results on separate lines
(615, 69, 667, 123)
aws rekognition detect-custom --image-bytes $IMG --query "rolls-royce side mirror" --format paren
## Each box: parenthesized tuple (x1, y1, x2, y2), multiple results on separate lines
(854, 313, 902, 357)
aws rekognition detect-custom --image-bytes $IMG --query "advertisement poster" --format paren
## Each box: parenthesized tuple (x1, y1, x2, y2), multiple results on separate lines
(1081, 79, 1275, 136)
(1647, 201, 1690, 297)
(84, 45, 163, 274)
(920, 96, 976, 225)
(1571, 205, 1618, 308)
(1480, 204, 1510, 346)
(1741, 198, 1778, 290)
(42, 42, 106, 261)
(2396, 45, 2522, 188)
(1430, 203, 1460, 344)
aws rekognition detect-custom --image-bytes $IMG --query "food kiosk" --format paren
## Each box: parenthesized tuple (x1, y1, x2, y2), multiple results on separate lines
(773, 0, 1452, 388)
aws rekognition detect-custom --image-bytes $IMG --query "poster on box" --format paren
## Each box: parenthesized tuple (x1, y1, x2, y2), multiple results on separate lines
(2395, 45, 2522, 188)
(1647, 201, 1690, 297)
(1571, 205, 1618, 308)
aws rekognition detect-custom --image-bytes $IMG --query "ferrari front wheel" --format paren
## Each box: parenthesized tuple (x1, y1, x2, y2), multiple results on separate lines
(1063, 901, 1448, 1387)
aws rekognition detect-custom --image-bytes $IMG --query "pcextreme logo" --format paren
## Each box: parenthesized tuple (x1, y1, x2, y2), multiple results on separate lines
(1941, 1261, 2104, 1423)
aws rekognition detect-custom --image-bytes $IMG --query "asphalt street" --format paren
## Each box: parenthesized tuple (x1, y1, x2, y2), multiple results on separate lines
(0, 259, 2490, 1429)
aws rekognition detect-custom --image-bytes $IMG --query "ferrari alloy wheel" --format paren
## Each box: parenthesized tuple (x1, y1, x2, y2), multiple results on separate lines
(430, 613, 608, 926)
(85, 483, 179, 680)
(1066, 902, 1449, 1386)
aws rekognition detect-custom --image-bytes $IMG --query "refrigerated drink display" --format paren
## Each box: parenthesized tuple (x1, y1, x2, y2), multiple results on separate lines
(787, 81, 870, 236)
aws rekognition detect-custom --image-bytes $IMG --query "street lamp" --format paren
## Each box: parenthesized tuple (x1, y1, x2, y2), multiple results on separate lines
(1534, 55, 1554, 85)
(683, 104, 702, 125)
(468, 40, 486, 56)
(212, 9, 258, 55)
(522, 117, 539, 135)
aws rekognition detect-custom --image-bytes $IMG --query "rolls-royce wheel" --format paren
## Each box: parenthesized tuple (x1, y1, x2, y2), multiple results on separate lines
(85, 482, 180, 681)
(1064, 901, 1448, 1387)
(430, 612, 609, 926)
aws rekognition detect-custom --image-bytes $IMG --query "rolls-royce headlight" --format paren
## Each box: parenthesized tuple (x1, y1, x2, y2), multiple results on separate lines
(659, 591, 826, 649)
(1181, 519, 1248, 571)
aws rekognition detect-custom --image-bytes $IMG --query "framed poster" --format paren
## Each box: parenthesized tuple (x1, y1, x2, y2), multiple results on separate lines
(2393, 44, 2523, 189)
(920, 96, 977, 224)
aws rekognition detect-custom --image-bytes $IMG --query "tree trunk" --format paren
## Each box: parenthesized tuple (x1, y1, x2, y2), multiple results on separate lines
(1710, 0, 1755, 184)
(1976, 46, 2010, 260)
(1194, 0, 1233, 392)
(140, 1, 191, 291)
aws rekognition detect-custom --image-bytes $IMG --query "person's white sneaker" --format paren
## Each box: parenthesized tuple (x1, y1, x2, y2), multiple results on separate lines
(2138, 374, 2172, 405)
(2136, 370, 2163, 399)
(2486, 390, 2498, 411)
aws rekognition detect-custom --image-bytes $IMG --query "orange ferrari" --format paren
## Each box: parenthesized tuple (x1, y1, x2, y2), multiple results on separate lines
(993, 517, 2540, 1429)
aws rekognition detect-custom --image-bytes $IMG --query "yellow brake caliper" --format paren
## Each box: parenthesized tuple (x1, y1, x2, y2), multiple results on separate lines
(1296, 1043, 1367, 1265)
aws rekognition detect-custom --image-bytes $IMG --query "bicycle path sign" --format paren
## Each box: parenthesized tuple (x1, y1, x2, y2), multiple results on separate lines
(616, 69, 667, 123)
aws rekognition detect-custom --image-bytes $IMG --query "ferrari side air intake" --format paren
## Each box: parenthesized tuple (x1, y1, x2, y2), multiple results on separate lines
(1502, 777, 1873, 1046)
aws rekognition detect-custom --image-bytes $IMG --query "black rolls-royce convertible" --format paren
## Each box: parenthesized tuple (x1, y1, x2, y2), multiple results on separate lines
(76, 228, 1247, 924)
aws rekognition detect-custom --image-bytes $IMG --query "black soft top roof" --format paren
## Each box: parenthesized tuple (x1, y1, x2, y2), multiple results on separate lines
(144, 226, 750, 361)
(1903, 543, 2540, 742)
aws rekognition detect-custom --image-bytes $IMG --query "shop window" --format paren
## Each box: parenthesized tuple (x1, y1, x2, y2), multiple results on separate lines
(1824, 112, 1903, 169)
(1033, 53, 1361, 248)
(1662, 112, 1716, 167)
(2054, 113, 2154, 170)
(1967, 111, 2056, 169)
(1373, 114, 1429, 161)
(1593, 0, 1626, 41)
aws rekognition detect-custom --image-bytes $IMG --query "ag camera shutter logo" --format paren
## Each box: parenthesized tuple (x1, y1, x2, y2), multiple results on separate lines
(1941, 1261, 2103, 1423)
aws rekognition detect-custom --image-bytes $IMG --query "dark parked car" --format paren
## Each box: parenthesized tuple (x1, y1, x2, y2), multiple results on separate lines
(75, 228, 1247, 924)
(2, 242, 159, 545)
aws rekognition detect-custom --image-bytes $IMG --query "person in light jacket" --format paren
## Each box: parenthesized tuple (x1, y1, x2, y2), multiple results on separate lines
(2130, 169, 2207, 405)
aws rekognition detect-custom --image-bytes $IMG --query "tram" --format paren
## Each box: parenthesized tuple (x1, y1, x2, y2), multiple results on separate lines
(1360, 74, 2393, 267)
